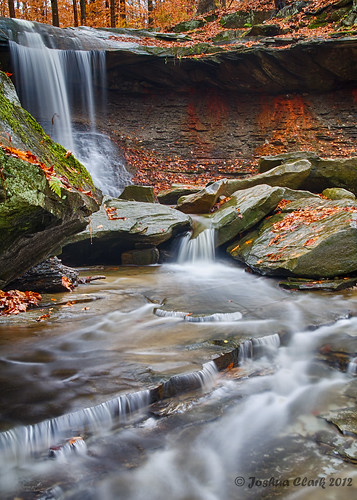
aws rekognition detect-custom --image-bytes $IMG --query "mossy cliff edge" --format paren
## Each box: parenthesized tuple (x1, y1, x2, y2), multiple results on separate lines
(0, 72, 100, 288)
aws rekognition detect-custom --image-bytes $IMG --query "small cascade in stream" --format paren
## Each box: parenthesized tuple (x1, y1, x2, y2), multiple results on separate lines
(0, 390, 150, 463)
(347, 357, 357, 375)
(154, 308, 242, 322)
(160, 361, 218, 398)
(177, 218, 215, 264)
(238, 333, 281, 364)
(8, 20, 131, 196)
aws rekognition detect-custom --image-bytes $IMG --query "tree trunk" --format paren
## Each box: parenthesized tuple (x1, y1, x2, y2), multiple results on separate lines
(51, 0, 59, 26)
(119, 0, 126, 22)
(80, 0, 86, 25)
(72, 0, 79, 27)
(110, 0, 116, 27)
(196, 0, 216, 15)
(8, 0, 16, 18)
(148, 0, 153, 26)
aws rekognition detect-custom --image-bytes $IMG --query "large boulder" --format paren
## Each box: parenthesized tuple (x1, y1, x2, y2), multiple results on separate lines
(119, 184, 155, 203)
(227, 197, 357, 278)
(209, 184, 285, 247)
(222, 160, 312, 196)
(322, 187, 356, 200)
(61, 199, 191, 265)
(258, 152, 357, 195)
(0, 73, 99, 288)
(301, 157, 357, 195)
(176, 178, 227, 214)
(258, 152, 320, 173)
(211, 185, 320, 247)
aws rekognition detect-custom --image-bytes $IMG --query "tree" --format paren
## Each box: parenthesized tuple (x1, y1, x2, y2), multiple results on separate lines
(148, 0, 153, 26)
(73, 0, 79, 27)
(196, 0, 216, 15)
(80, 0, 86, 25)
(51, 0, 59, 26)
(119, 0, 126, 23)
(110, 0, 116, 27)
(8, 0, 16, 18)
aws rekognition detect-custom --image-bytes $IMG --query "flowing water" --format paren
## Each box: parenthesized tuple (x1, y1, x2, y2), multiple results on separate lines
(1, 20, 357, 500)
(0, 261, 356, 499)
(8, 19, 132, 196)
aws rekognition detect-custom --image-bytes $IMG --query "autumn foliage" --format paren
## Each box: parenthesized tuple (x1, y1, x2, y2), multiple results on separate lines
(0, 289, 42, 315)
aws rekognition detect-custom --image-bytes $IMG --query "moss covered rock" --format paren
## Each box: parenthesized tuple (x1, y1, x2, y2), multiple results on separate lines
(0, 72, 99, 288)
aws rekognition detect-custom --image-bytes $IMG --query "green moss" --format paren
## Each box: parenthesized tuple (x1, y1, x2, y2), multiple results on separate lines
(0, 72, 95, 191)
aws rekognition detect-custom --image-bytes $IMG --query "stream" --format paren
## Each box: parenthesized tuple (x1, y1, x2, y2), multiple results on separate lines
(0, 260, 357, 499)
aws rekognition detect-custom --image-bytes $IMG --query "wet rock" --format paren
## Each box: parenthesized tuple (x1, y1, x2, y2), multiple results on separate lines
(60, 199, 191, 266)
(119, 184, 155, 203)
(279, 276, 357, 291)
(320, 407, 357, 437)
(227, 197, 357, 278)
(121, 246, 160, 266)
(209, 184, 285, 247)
(222, 160, 312, 197)
(322, 187, 356, 200)
(176, 178, 227, 214)
(303, 156, 357, 195)
(158, 185, 201, 205)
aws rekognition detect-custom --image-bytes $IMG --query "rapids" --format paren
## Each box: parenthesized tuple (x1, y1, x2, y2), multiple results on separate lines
(0, 262, 356, 499)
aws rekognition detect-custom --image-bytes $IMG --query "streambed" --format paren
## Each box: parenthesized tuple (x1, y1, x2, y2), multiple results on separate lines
(0, 262, 356, 499)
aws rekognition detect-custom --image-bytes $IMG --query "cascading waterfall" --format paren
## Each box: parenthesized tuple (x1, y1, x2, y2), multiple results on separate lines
(177, 218, 216, 264)
(8, 20, 131, 196)
(0, 389, 150, 464)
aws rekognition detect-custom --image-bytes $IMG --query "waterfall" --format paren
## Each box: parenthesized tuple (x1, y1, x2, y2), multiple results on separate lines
(347, 357, 357, 375)
(177, 217, 216, 263)
(0, 390, 150, 463)
(8, 20, 131, 196)
(238, 333, 281, 364)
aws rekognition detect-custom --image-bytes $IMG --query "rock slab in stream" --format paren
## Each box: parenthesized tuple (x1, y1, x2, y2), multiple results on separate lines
(60, 199, 191, 265)
(227, 197, 357, 278)
(222, 160, 312, 196)
(209, 184, 286, 247)
(258, 153, 357, 195)
(176, 178, 227, 214)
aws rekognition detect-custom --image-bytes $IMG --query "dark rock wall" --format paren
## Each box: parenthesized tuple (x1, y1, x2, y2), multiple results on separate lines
(102, 87, 357, 164)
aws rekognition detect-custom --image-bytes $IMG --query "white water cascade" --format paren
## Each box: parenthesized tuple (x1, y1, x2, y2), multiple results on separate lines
(9, 20, 132, 196)
(177, 218, 216, 264)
